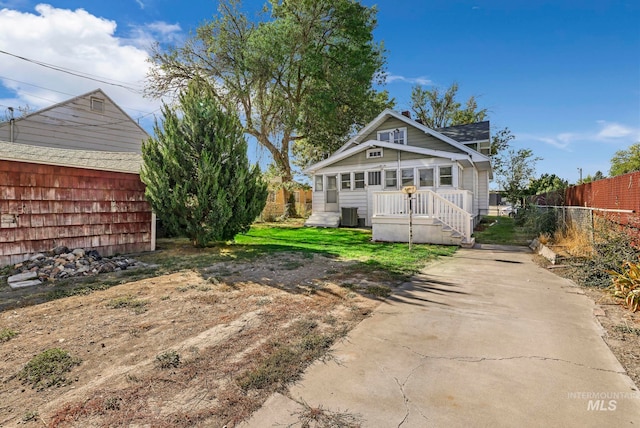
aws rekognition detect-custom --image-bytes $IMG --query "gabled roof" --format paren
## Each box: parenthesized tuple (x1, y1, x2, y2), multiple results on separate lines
(436, 121, 490, 143)
(0, 140, 141, 173)
(10, 88, 149, 137)
(307, 109, 491, 174)
(335, 109, 489, 160)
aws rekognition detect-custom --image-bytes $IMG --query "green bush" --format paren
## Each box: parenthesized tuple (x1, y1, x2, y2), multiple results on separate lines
(19, 348, 81, 390)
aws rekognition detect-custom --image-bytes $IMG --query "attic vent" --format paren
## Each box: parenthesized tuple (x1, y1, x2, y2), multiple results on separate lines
(91, 97, 104, 112)
(366, 148, 383, 159)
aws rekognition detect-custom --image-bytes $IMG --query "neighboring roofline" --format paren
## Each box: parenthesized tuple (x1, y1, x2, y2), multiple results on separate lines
(303, 139, 473, 174)
(0, 140, 141, 174)
(6, 88, 150, 138)
(335, 109, 490, 162)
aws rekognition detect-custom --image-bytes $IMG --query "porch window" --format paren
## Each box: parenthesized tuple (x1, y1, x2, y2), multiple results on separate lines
(314, 175, 323, 192)
(419, 168, 434, 187)
(384, 170, 397, 189)
(354, 172, 365, 189)
(368, 171, 381, 186)
(401, 168, 414, 186)
(439, 166, 453, 186)
(341, 173, 351, 190)
(377, 127, 406, 145)
(267, 191, 277, 203)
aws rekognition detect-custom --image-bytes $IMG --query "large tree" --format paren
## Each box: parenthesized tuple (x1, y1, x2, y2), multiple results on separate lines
(528, 173, 568, 195)
(609, 143, 640, 176)
(494, 148, 541, 206)
(410, 82, 488, 128)
(141, 79, 267, 247)
(146, 0, 390, 180)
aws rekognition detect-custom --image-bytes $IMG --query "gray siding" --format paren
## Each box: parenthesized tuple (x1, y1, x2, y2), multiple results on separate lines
(338, 191, 368, 220)
(478, 170, 490, 214)
(0, 91, 148, 153)
(331, 146, 399, 169)
(358, 117, 465, 154)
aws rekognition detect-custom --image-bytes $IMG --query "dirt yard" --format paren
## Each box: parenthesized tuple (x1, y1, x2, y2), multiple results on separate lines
(0, 251, 390, 427)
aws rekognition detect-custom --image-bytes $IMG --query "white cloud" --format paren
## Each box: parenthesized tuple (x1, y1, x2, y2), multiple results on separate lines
(385, 74, 433, 86)
(135, 0, 145, 10)
(127, 21, 183, 49)
(0, 4, 168, 129)
(519, 121, 640, 151)
(595, 120, 639, 140)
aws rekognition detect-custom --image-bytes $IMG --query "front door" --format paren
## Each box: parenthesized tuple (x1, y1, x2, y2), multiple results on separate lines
(325, 175, 338, 212)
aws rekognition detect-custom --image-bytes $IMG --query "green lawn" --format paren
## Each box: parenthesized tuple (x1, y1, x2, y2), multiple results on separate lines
(234, 224, 457, 278)
(473, 216, 531, 246)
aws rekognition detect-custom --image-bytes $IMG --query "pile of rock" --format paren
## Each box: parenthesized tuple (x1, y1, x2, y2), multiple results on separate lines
(6, 246, 146, 289)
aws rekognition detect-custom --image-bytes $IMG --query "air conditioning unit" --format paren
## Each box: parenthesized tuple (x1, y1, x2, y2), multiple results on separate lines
(341, 207, 359, 227)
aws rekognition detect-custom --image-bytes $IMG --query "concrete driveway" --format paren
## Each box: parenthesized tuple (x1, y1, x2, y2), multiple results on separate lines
(242, 245, 640, 427)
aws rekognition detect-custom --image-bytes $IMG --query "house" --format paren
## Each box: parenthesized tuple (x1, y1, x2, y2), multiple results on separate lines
(303, 109, 493, 246)
(0, 90, 154, 266)
(261, 178, 313, 220)
(0, 89, 148, 153)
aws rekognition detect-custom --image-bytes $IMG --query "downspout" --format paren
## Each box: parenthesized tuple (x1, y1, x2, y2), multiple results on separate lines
(8, 107, 14, 142)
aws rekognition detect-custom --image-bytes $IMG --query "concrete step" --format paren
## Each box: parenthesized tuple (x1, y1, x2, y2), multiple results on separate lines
(304, 212, 341, 228)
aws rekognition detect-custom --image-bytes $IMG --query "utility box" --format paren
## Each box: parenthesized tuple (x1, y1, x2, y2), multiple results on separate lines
(341, 207, 359, 227)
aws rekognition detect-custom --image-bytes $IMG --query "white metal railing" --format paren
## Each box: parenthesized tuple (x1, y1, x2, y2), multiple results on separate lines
(373, 190, 473, 242)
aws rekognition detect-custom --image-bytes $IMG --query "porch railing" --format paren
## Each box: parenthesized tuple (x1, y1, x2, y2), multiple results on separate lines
(372, 190, 473, 242)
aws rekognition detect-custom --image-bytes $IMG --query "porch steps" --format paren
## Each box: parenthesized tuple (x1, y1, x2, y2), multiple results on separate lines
(441, 224, 475, 247)
(304, 212, 341, 228)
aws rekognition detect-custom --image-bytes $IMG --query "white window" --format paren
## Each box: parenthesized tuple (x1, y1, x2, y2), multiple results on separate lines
(439, 166, 453, 186)
(419, 168, 434, 187)
(314, 175, 323, 192)
(341, 173, 352, 190)
(90, 97, 104, 112)
(384, 170, 397, 189)
(366, 148, 383, 159)
(368, 171, 381, 186)
(354, 172, 365, 189)
(401, 168, 414, 187)
(377, 127, 406, 145)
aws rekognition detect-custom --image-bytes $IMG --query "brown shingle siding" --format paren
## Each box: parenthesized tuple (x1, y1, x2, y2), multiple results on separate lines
(0, 160, 152, 266)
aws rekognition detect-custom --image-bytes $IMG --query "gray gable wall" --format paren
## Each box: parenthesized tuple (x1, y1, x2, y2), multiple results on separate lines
(359, 117, 466, 154)
(0, 90, 149, 153)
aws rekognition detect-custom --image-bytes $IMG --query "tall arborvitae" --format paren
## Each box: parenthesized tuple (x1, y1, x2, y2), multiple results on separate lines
(141, 80, 267, 247)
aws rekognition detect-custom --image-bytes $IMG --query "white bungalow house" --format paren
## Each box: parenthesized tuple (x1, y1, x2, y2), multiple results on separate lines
(303, 109, 493, 246)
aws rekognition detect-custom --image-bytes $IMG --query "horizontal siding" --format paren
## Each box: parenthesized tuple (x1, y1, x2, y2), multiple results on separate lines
(0, 93, 148, 153)
(478, 170, 489, 213)
(331, 147, 398, 168)
(338, 191, 368, 219)
(359, 117, 465, 154)
(0, 160, 152, 266)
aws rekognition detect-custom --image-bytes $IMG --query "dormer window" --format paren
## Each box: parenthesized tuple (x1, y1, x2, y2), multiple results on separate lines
(377, 127, 406, 145)
(90, 97, 104, 112)
(366, 148, 383, 159)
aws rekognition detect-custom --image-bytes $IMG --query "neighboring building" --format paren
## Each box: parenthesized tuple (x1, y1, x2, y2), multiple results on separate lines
(0, 89, 148, 153)
(303, 109, 493, 246)
(262, 178, 312, 220)
(0, 90, 154, 266)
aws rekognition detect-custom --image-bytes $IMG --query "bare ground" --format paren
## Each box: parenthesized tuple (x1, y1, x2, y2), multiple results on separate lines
(0, 252, 391, 427)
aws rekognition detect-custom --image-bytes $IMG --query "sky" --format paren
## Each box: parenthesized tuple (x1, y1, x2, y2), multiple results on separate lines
(0, 0, 638, 185)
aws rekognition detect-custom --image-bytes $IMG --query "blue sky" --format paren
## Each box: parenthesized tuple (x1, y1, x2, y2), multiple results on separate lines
(0, 0, 638, 185)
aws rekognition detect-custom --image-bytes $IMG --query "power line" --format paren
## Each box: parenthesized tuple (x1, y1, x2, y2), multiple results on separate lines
(0, 49, 144, 94)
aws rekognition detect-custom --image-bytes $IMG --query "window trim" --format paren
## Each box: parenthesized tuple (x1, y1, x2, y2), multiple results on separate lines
(341, 172, 352, 190)
(418, 167, 435, 188)
(90, 97, 105, 113)
(384, 169, 398, 189)
(314, 175, 323, 192)
(366, 148, 384, 159)
(377, 127, 407, 145)
(367, 170, 382, 186)
(401, 168, 415, 187)
(439, 166, 453, 187)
